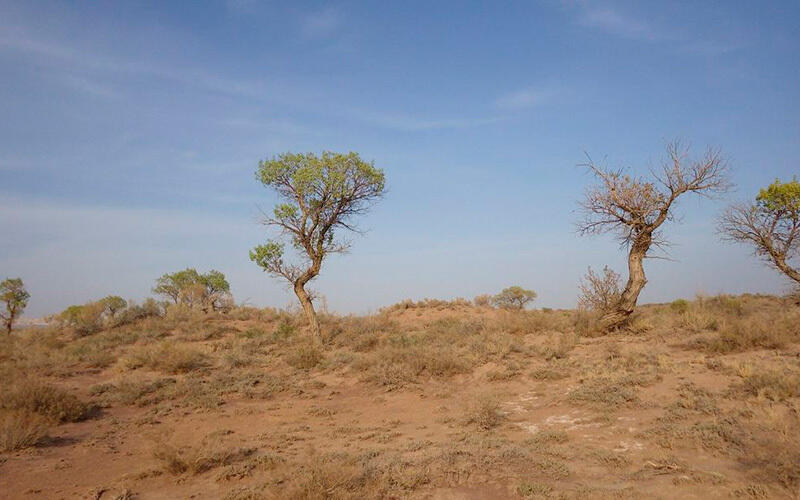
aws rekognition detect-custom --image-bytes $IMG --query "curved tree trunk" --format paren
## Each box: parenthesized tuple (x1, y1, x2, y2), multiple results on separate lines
(599, 233, 651, 331)
(294, 282, 320, 340)
(774, 257, 800, 285)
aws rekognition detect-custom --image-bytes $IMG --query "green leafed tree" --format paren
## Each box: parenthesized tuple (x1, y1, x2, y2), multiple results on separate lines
(1, 278, 30, 334)
(492, 286, 537, 310)
(152, 268, 231, 312)
(250, 151, 386, 339)
(720, 178, 800, 285)
(101, 295, 127, 318)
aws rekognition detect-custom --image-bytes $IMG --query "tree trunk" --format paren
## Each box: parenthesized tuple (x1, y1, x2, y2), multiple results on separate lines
(294, 282, 320, 340)
(599, 233, 651, 331)
(774, 257, 800, 285)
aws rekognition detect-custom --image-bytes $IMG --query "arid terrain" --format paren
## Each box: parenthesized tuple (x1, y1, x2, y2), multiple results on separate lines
(1, 295, 799, 499)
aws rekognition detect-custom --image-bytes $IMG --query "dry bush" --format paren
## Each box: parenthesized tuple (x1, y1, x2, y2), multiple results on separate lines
(567, 376, 639, 407)
(739, 370, 800, 401)
(578, 266, 621, 314)
(123, 343, 209, 374)
(462, 394, 505, 430)
(0, 379, 93, 422)
(0, 409, 51, 451)
(284, 343, 324, 370)
(153, 437, 256, 475)
(692, 310, 799, 353)
(473, 294, 493, 307)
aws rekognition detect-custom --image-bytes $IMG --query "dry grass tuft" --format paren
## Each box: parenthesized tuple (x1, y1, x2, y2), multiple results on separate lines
(152, 436, 256, 475)
(0, 379, 93, 423)
(123, 343, 209, 374)
(462, 394, 505, 430)
(0, 409, 51, 451)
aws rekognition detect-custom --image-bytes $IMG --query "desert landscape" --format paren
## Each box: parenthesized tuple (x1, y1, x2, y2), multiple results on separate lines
(1, 292, 799, 499)
(3, 2, 800, 499)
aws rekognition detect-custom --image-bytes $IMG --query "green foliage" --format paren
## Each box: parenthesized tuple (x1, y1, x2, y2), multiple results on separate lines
(1, 278, 30, 333)
(251, 151, 386, 281)
(757, 177, 800, 214)
(101, 295, 127, 317)
(249, 242, 285, 276)
(58, 301, 106, 335)
(670, 299, 689, 313)
(153, 268, 232, 311)
(492, 286, 537, 310)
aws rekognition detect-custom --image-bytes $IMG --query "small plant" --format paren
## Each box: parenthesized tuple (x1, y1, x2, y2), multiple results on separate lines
(285, 343, 324, 370)
(473, 294, 492, 307)
(0, 380, 93, 423)
(463, 394, 505, 430)
(670, 298, 689, 313)
(0, 410, 51, 452)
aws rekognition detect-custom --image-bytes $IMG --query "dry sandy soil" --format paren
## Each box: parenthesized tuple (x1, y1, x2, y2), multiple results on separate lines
(1, 295, 799, 499)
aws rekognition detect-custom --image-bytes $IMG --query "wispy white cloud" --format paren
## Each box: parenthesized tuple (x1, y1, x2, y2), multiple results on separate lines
(347, 108, 505, 131)
(301, 7, 343, 39)
(494, 88, 554, 110)
(580, 8, 657, 40)
(560, 1, 744, 55)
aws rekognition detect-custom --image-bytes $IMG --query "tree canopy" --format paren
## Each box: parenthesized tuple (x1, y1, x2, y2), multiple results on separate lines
(721, 178, 800, 285)
(1, 278, 30, 334)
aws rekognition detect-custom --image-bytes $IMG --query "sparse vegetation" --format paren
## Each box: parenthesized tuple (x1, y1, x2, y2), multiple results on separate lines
(0, 293, 798, 498)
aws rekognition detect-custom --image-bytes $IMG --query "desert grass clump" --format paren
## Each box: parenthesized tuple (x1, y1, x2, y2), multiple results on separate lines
(567, 376, 639, 407)
(0, 409, 51, 451)
(462, 394, 505, 430)
(284, 343, 324, 370)
(123, 342, 209, 374)
(694, 310, 800, 353)
(739, 370, 800, 401)
(1, 379, 93, 422)
(153, 438, 256, 475)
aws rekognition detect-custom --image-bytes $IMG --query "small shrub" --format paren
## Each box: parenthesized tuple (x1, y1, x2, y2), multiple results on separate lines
(153, 439, 256, 475)
(578, 266, 621, 313)
(463, 394, 505, 430)
(473, 294, 492, 307)
(0, 409, 50, 451)
(0, 380, 93, 422)
(740, 370, 800, 401)
(123, 343, 209, 374)
(670, 299, 689, 313)
(285, 343, 324, 370)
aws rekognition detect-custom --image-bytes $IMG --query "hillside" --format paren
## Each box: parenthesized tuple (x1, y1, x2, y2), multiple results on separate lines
(1, 294, 799, 499)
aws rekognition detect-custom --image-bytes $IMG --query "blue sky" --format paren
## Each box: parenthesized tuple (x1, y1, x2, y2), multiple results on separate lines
(1, 0, 798, 317)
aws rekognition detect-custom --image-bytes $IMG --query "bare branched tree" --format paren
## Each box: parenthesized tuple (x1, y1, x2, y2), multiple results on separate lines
(720, 178, 800, 285)
(577, 140, 731, 331)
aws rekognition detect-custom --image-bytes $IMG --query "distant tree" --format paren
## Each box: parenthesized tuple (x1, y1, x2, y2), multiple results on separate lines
(250, 151, 386, 339)
(720, 178, 800, 286)
(153, 268, 202, 304)
(473, 294, 493, 307)
(58, 301, 105, 335)
(152, 269, 231, 312)
(577, 141, 730, 331)
(578, 266, 621, 313)
(1, 278, 30, 334)
(101, 295, 127, 318)
(492, 286, 537, 310)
